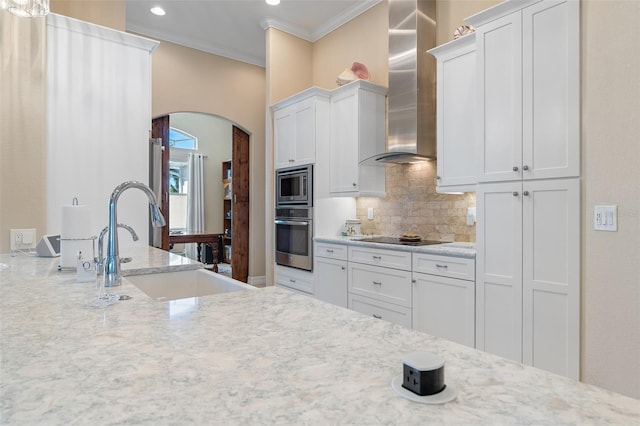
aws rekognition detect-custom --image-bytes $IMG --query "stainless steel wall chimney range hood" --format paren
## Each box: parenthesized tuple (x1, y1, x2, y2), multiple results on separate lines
(363, 0, 436, 164)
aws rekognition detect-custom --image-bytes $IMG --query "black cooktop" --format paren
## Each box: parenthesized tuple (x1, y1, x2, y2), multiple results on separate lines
(354, 237, 449, 246)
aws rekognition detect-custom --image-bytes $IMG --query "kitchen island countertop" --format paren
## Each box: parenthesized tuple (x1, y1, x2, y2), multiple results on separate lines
(1, 249, 638, 424)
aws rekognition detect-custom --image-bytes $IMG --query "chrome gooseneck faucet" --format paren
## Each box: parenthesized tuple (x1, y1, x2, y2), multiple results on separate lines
(104, 181, 166, 287)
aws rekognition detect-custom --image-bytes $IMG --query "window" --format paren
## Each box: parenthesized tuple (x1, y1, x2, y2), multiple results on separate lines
(169, 127, 197, 150)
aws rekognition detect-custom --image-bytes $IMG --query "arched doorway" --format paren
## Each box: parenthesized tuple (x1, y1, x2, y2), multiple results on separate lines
(151, 112, 250, 283)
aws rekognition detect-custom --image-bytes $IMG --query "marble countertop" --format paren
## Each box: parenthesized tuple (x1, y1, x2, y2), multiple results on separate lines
(315, 236, 476, 259)
(1, 249, 638, 424)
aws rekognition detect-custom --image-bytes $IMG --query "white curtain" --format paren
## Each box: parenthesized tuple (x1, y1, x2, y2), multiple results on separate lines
(186, 153, 205, 259)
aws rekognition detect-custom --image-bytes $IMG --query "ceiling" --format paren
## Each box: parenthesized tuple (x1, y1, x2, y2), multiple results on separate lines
(125, 0, 382, 67)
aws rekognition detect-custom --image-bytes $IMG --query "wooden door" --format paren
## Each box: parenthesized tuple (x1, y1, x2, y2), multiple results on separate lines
(231, 126, 250, 282)
(151, 115, 170, 251)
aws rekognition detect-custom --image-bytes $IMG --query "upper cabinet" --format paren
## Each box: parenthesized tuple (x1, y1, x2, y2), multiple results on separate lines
(272, 88, 331, 170)
(428, 34, 477, 191)
(469, 0, 580, 183)
(329, 80, 387, 197)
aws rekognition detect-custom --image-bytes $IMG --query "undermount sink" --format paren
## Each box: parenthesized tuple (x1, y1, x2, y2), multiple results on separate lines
(125, 269, 255, 301)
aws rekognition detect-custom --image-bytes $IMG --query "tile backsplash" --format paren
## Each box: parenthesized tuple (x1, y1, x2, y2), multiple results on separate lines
(355, 162, 476, 243)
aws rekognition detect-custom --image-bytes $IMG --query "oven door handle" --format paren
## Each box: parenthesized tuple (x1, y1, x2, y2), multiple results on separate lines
(274, 220, 310, 226)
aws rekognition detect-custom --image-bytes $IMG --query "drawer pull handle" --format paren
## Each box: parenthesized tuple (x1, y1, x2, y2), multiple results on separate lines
(373, 314, 382, 319)
(435, 264, 448, 269)
(372, 281, 382, 286)
(289, 279, 296, 283)
(372, 255, 382, 260)
(326, 249, 334, 253)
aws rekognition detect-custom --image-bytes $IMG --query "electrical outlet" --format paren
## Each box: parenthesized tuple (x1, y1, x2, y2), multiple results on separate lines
(10, 228, 37, 251)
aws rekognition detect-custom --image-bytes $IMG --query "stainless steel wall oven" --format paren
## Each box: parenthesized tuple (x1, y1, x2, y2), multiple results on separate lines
(275, 207, 313, 271)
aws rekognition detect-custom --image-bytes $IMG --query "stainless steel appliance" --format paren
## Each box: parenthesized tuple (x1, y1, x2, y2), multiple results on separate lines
(276, 164, 313, 207)
(275, 207, 313, 271)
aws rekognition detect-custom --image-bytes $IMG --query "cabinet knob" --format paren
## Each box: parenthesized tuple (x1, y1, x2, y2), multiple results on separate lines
(523, 165, 529, 171)
(412, 279, 417, 284)
(523, 191, 530, 196)
(289, 158, 294, 162)
(513, 191, 519, 197)
(372, 314, 382, 319)
(513, 166, 519, 172)
(352, 182, 357, 187)
(436, 176, 441, 180)
(341, 266, 346, 270)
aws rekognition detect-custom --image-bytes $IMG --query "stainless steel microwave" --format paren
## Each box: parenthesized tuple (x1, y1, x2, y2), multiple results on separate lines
(276, 164, 312, 207)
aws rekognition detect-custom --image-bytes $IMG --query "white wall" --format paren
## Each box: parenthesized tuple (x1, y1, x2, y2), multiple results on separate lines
(45, 14, 157, 253)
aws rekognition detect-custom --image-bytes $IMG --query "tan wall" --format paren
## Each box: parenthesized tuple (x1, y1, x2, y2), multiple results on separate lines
(0, 12, 47, 254)
(51, 0, 125, 30)
(151, 38, 266, 280)
(312, 1, 389, 89)
(266, 28, 313, 104)
(581, 0, 640, 399)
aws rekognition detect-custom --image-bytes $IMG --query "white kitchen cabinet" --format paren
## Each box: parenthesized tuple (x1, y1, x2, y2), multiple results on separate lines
(314, 242, 348, 308)
(428, 33, 477, 192)
(469, 0, 579, 183)
(412, 253, 475, 348)
(348, 262, 412, 309)
(476, 178, 580, 379)
(272, 88, 330, 170)
(329, 80, 387, 197)
(349, 294, 412, 329)
(348, 245, 412, 271)
(274, 264, 314, 296)
(347, 246, 412, 328)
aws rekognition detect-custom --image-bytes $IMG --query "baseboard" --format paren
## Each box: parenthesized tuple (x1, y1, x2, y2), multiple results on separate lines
(248, 275, 267, 288)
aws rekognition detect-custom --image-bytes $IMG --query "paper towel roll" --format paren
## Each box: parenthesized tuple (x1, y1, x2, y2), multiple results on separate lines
(60, 202, 94, 269)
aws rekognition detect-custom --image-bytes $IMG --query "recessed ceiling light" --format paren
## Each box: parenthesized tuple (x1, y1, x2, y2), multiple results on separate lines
(150, 6, 166, 16)
(265, 0, 280, 5)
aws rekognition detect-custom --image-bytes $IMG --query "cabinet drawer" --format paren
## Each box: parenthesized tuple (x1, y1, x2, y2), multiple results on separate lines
(274, 264, 314, 295)
(348, 246, 412, 270)
(315, 242, 348, 261)
(412, 253, 475, 281)
(348, 262, 412, 308)
(349, 294, 412, 329)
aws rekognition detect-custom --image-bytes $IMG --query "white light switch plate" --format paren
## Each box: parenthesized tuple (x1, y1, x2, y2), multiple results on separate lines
(367, 207, 374, 220)
(594, 205, 617, 231)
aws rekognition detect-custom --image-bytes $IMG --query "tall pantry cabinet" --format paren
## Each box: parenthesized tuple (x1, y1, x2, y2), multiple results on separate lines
(469, 0, 580, 379)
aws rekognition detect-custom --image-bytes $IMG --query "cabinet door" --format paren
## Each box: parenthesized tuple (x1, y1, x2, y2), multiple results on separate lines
(330, 89, 359, 193)
(315, 257, 348, 308)
(293, 98, 316, 166)
(435, 38, 477, 188)
(349, 294, 412, 329)
(348, 262, 412, 308)
(274, 264, 314, 295)
(476, 182, 523, 362)
(522, 0, 579, 180)
(476, 12, 523, 183)
(274, 105, 295, 169)
(522, 178, 579, 379)
(413, 273, 475, 348)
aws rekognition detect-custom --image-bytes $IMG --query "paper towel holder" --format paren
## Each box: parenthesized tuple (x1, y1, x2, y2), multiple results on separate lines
(57, 236, 97, 271)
